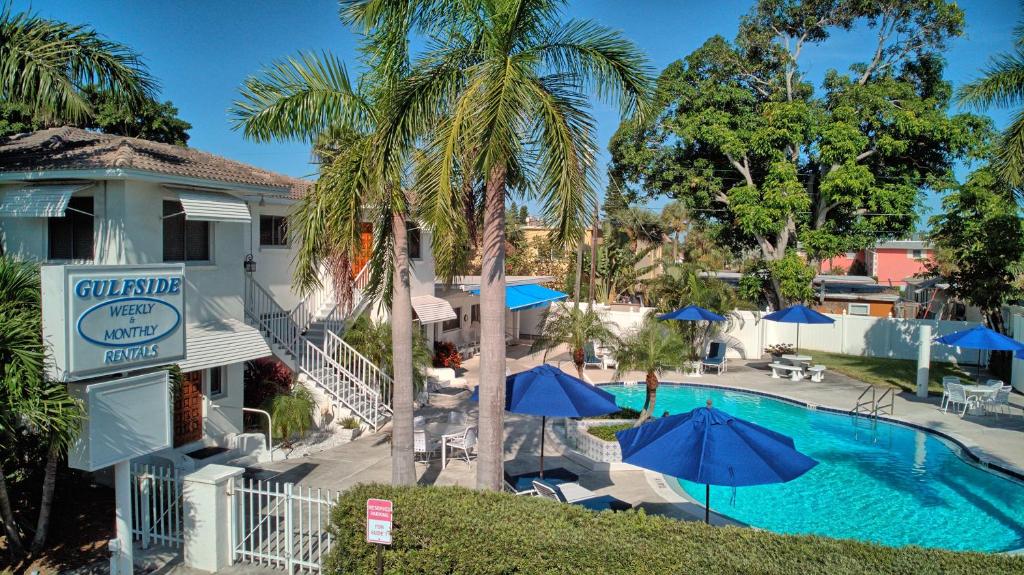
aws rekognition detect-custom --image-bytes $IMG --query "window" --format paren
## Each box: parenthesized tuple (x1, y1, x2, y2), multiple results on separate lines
(848, 303, 870, 316)
(442, 307, 461, 332)
(911, 249, 923, 260)
(163, 200, 210, 262)
(208, 366, 225, 399)
(48, 196, 94, 260)
(259, 215, 288, 247)
(845, 252, 857, 259)
(471, 304, 480, 323)
(407, 223, 421, 260)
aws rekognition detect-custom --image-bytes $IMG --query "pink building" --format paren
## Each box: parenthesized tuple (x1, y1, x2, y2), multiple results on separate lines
(819, 240, 931, 287)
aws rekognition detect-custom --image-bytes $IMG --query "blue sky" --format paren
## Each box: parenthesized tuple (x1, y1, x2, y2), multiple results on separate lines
(20, 0, 1022, 219)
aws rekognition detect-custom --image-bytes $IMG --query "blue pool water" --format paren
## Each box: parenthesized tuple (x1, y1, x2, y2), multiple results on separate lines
(604, 384, 1024, 552)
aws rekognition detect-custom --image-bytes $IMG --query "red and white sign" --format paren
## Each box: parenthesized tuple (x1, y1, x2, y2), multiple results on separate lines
(366, 498, 393, 545)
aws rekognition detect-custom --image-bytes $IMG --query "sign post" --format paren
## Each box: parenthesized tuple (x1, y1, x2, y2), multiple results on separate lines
(366, 499, 393, 575)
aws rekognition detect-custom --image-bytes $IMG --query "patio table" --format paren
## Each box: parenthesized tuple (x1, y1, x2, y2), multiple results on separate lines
(781, 354, 812, 366)
(963, 385, 999, 414)
(424, 422, 468, 468)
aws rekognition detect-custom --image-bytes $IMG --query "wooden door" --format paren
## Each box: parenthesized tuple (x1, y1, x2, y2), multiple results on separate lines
(352, 223, 373, 277)
(174, 371, 203, 447)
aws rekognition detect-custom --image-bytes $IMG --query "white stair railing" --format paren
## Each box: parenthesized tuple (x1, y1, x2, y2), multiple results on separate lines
(324, 331, 393, 416)
(244, 275, 297, 355)
(300, 339, 386, 428)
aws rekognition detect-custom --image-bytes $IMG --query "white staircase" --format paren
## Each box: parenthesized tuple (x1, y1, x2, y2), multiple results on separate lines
(243, 267, 392, 430)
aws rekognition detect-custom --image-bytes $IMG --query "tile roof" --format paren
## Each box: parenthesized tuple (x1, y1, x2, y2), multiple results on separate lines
(0, 126, 311, 195)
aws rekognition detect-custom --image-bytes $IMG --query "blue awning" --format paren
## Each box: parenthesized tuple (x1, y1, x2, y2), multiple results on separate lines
(469, 283, 568, 311)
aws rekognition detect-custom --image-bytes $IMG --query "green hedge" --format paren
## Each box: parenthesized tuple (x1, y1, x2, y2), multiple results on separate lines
(587, 422, 632, 441)
(325, 485, 1024, 575)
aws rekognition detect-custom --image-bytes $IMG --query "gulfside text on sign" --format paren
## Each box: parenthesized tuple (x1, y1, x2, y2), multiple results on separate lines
(366, 499, 393, 545)
(42, 265, 187, 381)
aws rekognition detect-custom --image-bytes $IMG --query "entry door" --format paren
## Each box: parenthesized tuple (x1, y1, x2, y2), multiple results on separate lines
(174, 371, 204, 447)
(352, 223, 373, 277)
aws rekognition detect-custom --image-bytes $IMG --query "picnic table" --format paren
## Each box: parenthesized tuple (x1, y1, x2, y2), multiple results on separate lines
(781, 354, 812, 366)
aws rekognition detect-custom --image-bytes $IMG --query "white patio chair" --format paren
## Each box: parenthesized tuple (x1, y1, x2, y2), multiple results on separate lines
(984, 385, 1014, 417)
(986, 379, 1005, 389)
(414, 429, 439, 464)
(941, 376, 962, 411)
(445, 426, 477, 464)
(943, 383, 977, 418)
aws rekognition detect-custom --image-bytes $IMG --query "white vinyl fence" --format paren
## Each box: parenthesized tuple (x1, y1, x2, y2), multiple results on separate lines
(131, 464, 184, 549)
(232, 477, 339, 574)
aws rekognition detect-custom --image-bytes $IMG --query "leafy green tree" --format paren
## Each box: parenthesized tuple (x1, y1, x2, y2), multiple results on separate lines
(958, 15, 1024, 189)
(370, 0, 651, 491)
(593, 221, 658, 304)
(531, 305, 616, 379)
(78, 86, 191, 145)
(612, 316, 687, 424)
(0, 256, 82, 555)
(0, 5, 154, 126)
(646, 261, 741, 359)
(660, 200, 688, 262)
(609, 0, 988, 309)
(927, 167, 1024, 335)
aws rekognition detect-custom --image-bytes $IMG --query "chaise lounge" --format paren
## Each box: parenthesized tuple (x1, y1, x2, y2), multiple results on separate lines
(533, 480, 633, 512)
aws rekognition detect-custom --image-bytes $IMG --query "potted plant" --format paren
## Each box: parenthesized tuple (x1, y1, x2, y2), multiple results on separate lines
(765, 343, 796, 362)
(338, 416, 362, 442)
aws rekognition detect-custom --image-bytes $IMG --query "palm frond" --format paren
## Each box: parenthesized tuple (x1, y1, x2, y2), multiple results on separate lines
(957, 48, 1024, 110)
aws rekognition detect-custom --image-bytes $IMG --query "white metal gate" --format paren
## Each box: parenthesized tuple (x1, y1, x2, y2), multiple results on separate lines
(232, 477, 338, 573)
(130, 463, 184, 549)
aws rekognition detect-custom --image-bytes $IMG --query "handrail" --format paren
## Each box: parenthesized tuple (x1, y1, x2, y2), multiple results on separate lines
(242, 407, 273, 459)
(325, 330, 393, 414)
(244, 275, 297, 355)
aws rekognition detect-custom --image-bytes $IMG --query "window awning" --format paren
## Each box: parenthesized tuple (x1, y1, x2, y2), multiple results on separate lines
(411, 295, 458, 324)
(469, 284, 569, 312)
(177, 318, 271, 372)
(176, 190, 251, 223)
(0, 183, 93, 217)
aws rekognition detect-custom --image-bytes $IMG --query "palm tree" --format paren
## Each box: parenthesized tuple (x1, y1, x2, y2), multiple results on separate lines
(343, 315, 432, 395)
(531, 305, 615, 379)
(958, 17, 1024, 188)
(0, 255, 82, 555)
(660, 201, 688, 263)
(613, 315, 687, 425)
(646, 261, 740, 359)
(231, 51, 421, 485)
(366, 0, 651, 490)
(0, 5, 154, 125)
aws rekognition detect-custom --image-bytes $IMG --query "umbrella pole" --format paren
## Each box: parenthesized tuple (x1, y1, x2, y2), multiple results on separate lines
(978, 348, 982, 383)
(540, 416, 546, 479)
(797, 324, 801, 355)
(705, 484, 710, 524)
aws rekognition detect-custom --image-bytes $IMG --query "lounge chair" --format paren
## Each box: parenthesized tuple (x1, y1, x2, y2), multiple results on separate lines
(701, 342, 728, 375)
(532, 480, 632, 512)
(583, 342, 603, 370)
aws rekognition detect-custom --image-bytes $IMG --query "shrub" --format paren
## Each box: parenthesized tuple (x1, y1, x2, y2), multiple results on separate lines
(339, 416, 361, 430)
(591, 407, 641, 420)
(765, 343, 796, 356)
(432, 340, 462, 369)
(245, 357, 294, 408)
(325, 485, 1024, 575)
(265, 386, 316, 445)
(587, 423, 632, 441)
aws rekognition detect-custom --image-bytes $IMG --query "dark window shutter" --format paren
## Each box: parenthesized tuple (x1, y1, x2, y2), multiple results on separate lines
(70, 197, 94, 259)
(186, 220, 210, 261)
(407, 223, 421, 259)
(163, 200, 186, 261)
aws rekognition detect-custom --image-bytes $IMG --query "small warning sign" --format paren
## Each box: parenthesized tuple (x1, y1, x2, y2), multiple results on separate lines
(366, 498, 393, 545)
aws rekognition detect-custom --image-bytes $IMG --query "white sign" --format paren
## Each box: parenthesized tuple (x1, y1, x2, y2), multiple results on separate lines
(68, 371, 173, 471)
(366, 499, 393, 545)
(42, 264, 186, 381)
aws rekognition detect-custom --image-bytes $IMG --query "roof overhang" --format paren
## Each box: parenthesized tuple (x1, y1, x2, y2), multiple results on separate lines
(177, 319, 271, 372)
(0, 168, 303, 198)
(411, 295, 458, 324)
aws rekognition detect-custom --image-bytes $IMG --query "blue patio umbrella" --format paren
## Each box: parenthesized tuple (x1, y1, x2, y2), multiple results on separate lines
(616, 400, 818, 523)
(471, 364, 619, 477)
(935, 325, 1024, 381)
(762, 304, 835, 353)
(658, 304, 726, 322)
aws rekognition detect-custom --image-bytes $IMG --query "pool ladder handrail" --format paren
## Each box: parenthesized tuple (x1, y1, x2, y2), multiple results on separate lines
(852, 385, 895, 419)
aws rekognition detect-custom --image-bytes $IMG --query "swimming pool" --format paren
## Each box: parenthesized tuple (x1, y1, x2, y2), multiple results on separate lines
(603, 383, 1024, 553)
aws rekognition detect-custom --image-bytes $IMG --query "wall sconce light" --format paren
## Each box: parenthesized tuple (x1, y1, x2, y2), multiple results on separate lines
(244, 254, 256, 274)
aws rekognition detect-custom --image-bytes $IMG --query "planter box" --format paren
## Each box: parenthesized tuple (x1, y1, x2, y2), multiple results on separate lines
(337, 427, 362, 442)
(565, 419, 635, 464)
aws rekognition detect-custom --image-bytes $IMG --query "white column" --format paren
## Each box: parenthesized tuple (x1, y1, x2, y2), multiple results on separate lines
(916, 324, 932, 398)
(183, 464, 245, 572)
(111, 460, 133, 575)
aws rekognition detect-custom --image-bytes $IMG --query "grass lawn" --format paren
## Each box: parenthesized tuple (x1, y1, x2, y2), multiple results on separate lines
(808, 351, 972, 395)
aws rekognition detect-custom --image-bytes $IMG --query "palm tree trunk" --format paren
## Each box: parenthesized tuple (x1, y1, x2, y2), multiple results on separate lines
(636, 371, 659, 426)
(477, 163, 508, 491)
(390, 211, 416, 486)
(573, 347, 585, 380)
(30, 445, 60, 552)
(0, 464, 24, 555)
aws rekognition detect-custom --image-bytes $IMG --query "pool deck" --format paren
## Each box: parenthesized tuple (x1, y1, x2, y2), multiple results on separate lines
(248, 346, 1024, 526)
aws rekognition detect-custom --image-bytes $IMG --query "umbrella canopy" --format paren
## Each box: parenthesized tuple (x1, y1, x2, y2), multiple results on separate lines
(935, 325, 1024, 351)
(762, 304, 834, 353)
(471, 365, 619, 476)
(658, 305, 726, 322)
(935, 325, 1024, 382)
(616, 400, 817, 523)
